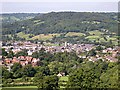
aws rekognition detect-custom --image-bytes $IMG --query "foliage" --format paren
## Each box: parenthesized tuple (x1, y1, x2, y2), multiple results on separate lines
(2, 67, 13, 79)
(21, 64, 36, 77)
(2, 12, 118, 40)
(67, 61, 118, 88)
(15, 50, 28, 57)
(34, 73, 59, 89)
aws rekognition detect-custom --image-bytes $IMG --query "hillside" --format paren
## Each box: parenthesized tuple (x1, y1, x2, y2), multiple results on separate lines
(1, 13, 41, 23)
(2, 12, 118, 45)
(2, 12, 118, 35)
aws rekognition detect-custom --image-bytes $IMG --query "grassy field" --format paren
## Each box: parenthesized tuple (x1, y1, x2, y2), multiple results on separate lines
(59, 76, 68, 88)
(65, 32, 85, 37)
(3, 76, 69, 89)
(17, 32, 61, 41)
(17, 32, 33, 40)
(59, 76, 68, 81)
(3, 86, 37, 88)
(30, 33, 60, 41)
(44, 42, 60, 46)
(86, 36, 100, 40)
(2, 86, 37, 90)
(88, 30, 103, 36)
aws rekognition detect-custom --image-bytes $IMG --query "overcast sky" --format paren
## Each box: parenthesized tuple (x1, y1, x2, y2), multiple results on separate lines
(1, 0, 119, 13)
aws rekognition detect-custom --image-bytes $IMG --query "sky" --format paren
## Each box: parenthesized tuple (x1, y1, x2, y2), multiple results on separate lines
(0, 0, 119, 13)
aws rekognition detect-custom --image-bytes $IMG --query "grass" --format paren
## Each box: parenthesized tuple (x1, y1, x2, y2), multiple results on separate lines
(59, 76, 68, 88)
(3, 76, 69, 89)
(44, 42, 59, 46)
(17, 32, 61, 41)
(30, 33, 60, 41)
(65, 32, 85, 37)
(86, 36, 100, 39)
(17, 32, 33, 40)
(3, 86, 37, 88)
(2, 86, 37, 90)
(88, 30, 103, 36)
(59, 76, 68, 81)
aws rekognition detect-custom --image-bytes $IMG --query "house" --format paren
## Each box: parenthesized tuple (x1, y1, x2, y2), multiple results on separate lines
(88, 57, 98, 62)
(57, 72, 65, 77)
(27, 50, 33, 56)
(112, 50, 119, 58)
(4, 58, 12, 64)
(12, 57, 19, 63)
(105, 56, 118, 62)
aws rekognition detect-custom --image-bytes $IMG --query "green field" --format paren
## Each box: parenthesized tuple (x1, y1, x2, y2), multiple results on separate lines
(17, 32, 61, 41)
(3, 76, 69, 89)
(65, 32, 85, 37)
(2, 86, 37, 90)
(88, 30, 103, 36)
(59, 76, 68, 88)
(86, 36, 100, 40)
(17, 32, 33, 40)
(59, 76, 68, 81)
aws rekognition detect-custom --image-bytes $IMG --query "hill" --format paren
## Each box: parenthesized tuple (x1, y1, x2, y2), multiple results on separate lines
(2, 12, 118, 35)
(1, 13, 41, 23)
(2, 12, 118, 44)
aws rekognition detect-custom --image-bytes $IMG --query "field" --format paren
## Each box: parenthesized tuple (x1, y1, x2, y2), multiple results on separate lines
(30, 33, 60, 41)
(59, 76, 68, 88)
(17, 32, 60, 41)
(85, 30, 118, 45)
(2, 86, 37, 90)
(2, 76, 69, 89)
(65, 32, 85, 37)
(17, 32, 33, 40)
(88, 30, 103, 36)
(59, 76, 68, 81)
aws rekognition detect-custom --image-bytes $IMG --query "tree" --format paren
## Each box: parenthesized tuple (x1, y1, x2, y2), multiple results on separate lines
(15, 50, 28, 57)
(22, 64, 36, 77)
(96, 46, 103, 51)
(88, 49, 97, 56)
(43, 75, 59, 89)
(11, 63, 23, 78)
(99, 65, 118, 88)
(7, 50, 14, 58)
(34, 72, 44, 89)
(67, 67, 97, 88)
(34, 73, 59, 89)
(13, 68, 23, 78)
(2, 67, 12, 79)
(2, 48, 8, 56)
(34, 66, 50, 76)
(11, 63, 22, 72)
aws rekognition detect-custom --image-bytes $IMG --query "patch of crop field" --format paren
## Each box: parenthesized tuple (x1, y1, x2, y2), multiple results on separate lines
(107, 37, 117, 41)
(85, 36, 100, 39)
(2, 86, 37, 90)
(34, 20, 45, 26)
(33, 20, 41, 23)
(59, 76, 68, 81)
(112, 41, 118, 45)
(17, 32, 33, 40)
(30, 33, 61, 41)
(60, 86, 66, 88)
(99, 38, 107, 42)
(3, 86, 37, 88)
(88, 30, 103, 36)
(9, 16, 20, 21)
(44, 42, 59, 46)
(65, 32, 85, 37)
(59, 76, 68, 88)
(34, 21, 45, 26)
(5, 34, 12, 38)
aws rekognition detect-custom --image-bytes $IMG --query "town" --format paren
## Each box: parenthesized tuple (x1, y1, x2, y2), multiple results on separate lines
(1, 40, 119, 71)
